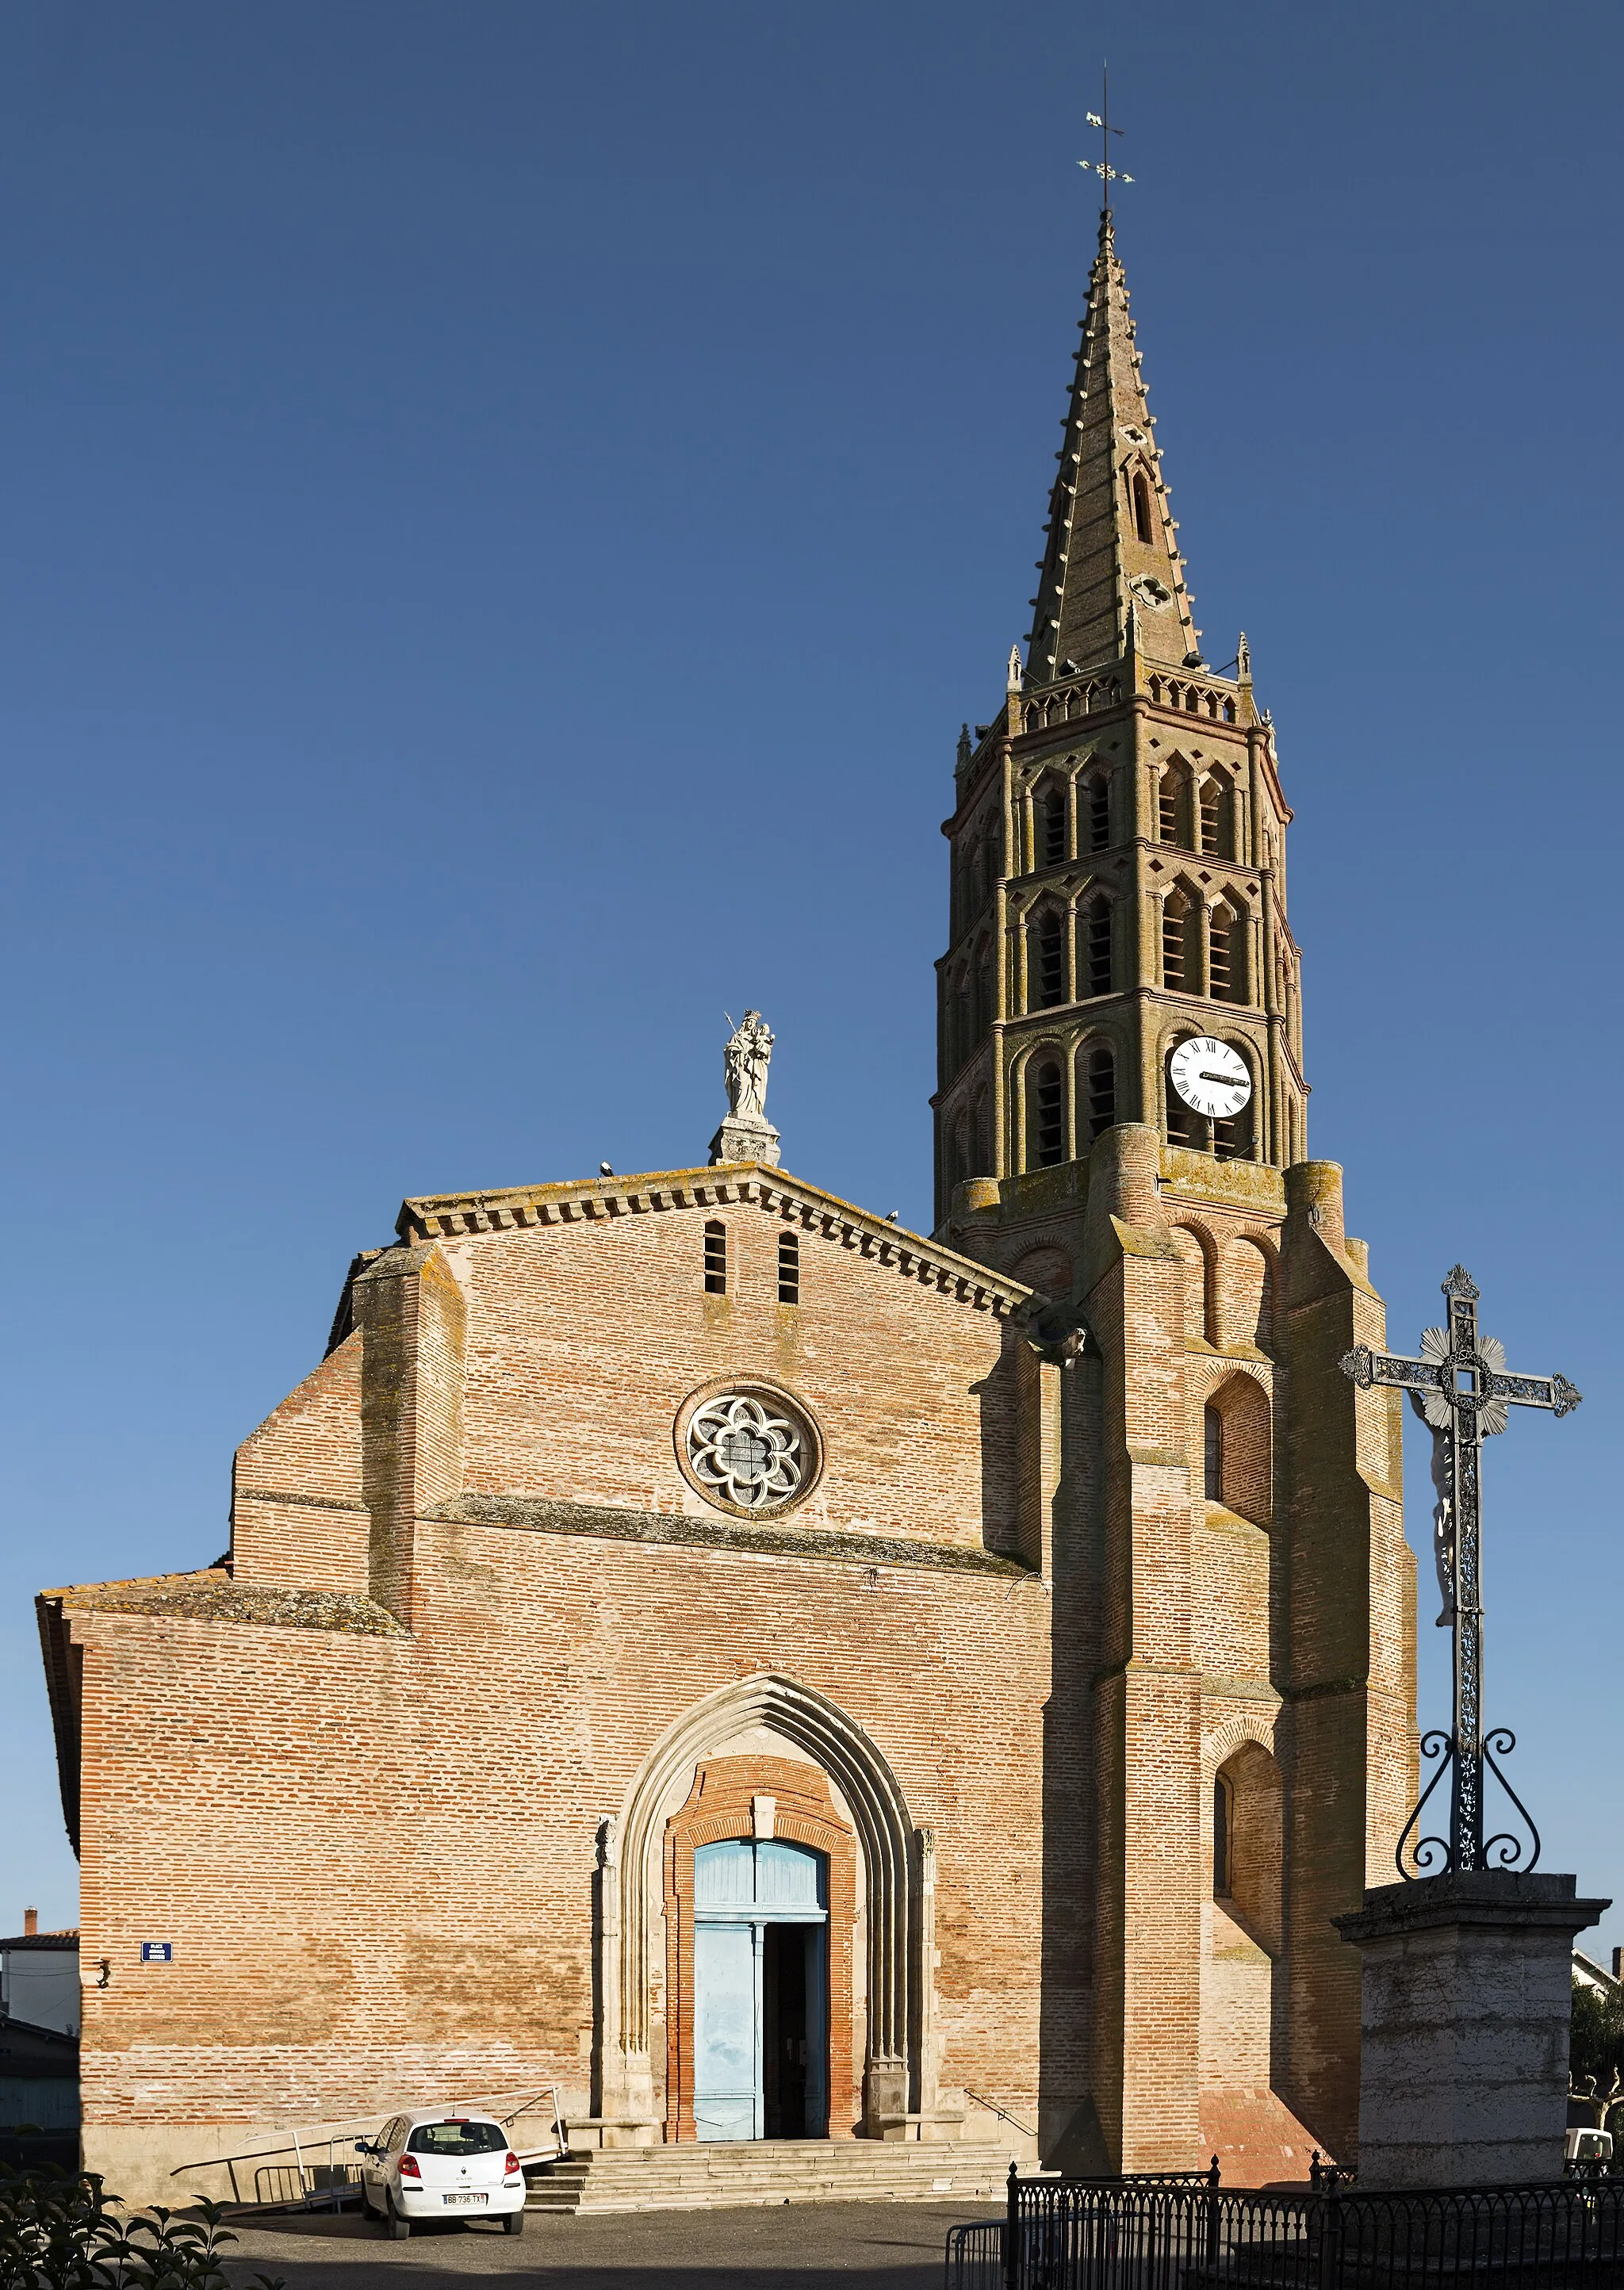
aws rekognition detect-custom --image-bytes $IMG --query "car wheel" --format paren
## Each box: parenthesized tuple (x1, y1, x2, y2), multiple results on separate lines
(502, 2209, 526, 2237)
(387, 2196, 412, 2240)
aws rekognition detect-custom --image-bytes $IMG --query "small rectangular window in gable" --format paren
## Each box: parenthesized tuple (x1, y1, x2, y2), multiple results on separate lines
(703, 1220, 727, 1295)
(777, 1230, 800, 1305)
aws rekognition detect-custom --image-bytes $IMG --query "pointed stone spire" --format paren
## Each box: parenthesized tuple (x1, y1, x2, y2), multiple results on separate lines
(1026, 212, 1201, 681)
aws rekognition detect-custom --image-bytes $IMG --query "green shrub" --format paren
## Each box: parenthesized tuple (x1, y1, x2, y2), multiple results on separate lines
(0, 2161, 284, 2290)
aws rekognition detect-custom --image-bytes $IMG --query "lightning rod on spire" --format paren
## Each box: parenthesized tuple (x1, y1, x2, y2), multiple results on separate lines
(1081, 64, 1134, 205)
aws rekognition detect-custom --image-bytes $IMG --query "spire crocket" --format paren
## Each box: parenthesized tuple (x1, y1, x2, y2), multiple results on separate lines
(1028, 211, 1203, 680)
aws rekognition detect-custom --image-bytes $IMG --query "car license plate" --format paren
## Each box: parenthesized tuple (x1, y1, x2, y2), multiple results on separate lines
(443, 2192, 488, 2208)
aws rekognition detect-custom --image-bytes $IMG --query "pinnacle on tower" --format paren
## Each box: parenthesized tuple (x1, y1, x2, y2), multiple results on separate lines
(1026, 213, 1202, 682)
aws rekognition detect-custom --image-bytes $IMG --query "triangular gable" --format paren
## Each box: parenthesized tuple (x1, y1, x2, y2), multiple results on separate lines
(396, 1161, 1032, 1323)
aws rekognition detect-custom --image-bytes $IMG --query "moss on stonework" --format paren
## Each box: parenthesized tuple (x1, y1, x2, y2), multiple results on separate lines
(429, 1493, 1032, 1577)
(1159, 1147, 1286, 1212)
(55, 1576, 407, 1636)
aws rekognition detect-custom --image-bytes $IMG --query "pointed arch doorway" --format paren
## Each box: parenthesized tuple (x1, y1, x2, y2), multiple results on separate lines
(597, 1673, 934, 2143)
(692, 1836, 829, 2139)
(665, 1754, 856, 2141)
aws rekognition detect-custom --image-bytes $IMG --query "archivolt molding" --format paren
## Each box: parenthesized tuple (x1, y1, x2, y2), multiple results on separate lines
(1158, 1017, 1266, 1081)
(1234, 1228, 1281, 1271)
(599, 1672, 929, 2130)
(1008, 875, 1095, 924)
(1009, 1034, 1068, 1091)
(1200, 1359, 1272, 1396)
(1201, 1706, 1281, 1777)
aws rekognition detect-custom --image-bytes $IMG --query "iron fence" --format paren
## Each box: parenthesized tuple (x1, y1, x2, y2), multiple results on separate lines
(953, 2167, 1624, 2290)
(944, 2170, 1233, 2290)
(945, 2218, 1003, 2290)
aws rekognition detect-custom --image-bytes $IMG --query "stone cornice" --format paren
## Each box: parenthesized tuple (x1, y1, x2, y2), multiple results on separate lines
(396, 1163, 1031, 1318)
(36, 1572, 406, 1636)
(428, 1493, 1031, 1579)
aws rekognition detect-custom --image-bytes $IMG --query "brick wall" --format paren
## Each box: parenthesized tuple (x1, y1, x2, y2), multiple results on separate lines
(49, 1179, 1058, 2202)
(42, 1128, 1414, 2199)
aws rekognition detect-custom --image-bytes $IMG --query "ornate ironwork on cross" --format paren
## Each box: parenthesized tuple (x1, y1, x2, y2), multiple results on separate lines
(1341, 1267, 1580, 1881)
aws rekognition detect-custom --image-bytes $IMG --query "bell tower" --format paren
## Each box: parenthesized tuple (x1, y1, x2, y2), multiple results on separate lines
(932, 209, 1417, 2178)
(933, 212, 1306, 1224)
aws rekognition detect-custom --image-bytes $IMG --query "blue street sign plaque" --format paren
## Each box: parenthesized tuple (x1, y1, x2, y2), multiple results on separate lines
(140, 1942, 173, 1963)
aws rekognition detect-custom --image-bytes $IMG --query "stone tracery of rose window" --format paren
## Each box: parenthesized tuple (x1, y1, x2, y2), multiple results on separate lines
(685, 1392, 806, 1514)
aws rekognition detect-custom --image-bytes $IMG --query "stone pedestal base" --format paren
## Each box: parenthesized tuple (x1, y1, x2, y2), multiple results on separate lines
(1335, 1870, 1609, 2189)
(568, 2117, 663, 2150)
(709, 1116, 780, 1168)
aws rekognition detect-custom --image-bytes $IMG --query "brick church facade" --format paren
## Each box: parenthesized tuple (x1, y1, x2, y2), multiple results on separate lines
(38, 213, 1415, 2204)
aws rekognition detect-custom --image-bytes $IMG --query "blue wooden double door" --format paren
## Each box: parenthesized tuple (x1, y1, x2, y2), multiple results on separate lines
(692, 1839, 829, 2141)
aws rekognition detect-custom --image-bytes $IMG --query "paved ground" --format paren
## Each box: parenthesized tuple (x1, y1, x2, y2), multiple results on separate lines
(221, 2200, 1002, 2289)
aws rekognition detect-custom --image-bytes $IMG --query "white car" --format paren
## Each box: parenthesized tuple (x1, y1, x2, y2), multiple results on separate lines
(356, 2109, 527, 2237)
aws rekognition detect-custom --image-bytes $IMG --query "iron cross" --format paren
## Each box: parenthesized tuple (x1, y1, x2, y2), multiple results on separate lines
(1082, 67, 1134, 203)
(1342, 1267, 1580, 1877)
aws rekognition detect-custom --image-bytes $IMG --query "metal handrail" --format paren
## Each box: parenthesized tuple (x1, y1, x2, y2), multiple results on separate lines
(170, 2085, 566, 2208)
(963, 2089, 1037, 2141)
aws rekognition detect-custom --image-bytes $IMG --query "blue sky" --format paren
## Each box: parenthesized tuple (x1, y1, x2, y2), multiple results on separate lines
(2, 2, 1620, 1957)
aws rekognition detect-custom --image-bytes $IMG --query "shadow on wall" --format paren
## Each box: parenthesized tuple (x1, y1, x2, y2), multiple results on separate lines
(1039, 1339, 1112, 2173)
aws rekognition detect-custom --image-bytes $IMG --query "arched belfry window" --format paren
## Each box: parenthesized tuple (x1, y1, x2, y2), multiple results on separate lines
(1199, 778, 1221, 856)
(1084, 894, 1113, 998)
(1040, 783, 1067, 867)
(1162, 890, 1197, 993)
(1214, 1089, 1254, 1164)
(1130, 469, 1155, 545)
(1029, 1058, 1064, 1169)
(1166, 1038, 1256, 1160)
(1158, 766, 1189, 850)
(1166, 1040, 1202, 1149)
(1032, 909, 1065, 1009)
(1085, 769, 1110, 852)
(1199, 772, 1235, 860)
(1082, 1042, 1116, 1142)
(1208, 899, 1248, 1005)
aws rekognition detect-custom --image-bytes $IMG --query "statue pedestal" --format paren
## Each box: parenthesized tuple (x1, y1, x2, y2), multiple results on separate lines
(1335, 1870, 1608, 2188)
(710, 1115, 780, 1168)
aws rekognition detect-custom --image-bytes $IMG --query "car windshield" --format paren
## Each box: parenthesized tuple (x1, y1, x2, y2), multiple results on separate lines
(407, 2120, 508, 2156)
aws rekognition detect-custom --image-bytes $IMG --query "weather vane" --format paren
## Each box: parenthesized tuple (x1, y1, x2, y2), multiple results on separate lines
(1082, 65, 1134, 203)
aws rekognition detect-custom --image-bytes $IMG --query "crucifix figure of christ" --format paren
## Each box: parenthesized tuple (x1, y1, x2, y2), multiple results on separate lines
(1342, 1266, 1580, 1878)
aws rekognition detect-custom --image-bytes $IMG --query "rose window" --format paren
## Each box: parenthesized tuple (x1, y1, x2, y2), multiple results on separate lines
(685, 1392, 806, 1514)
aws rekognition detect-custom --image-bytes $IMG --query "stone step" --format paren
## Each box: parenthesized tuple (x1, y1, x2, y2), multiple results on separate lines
(526, 2139, 1015, 2214)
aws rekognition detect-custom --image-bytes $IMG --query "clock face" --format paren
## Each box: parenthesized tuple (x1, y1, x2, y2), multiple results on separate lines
(1170, 1036, 1251, 1119)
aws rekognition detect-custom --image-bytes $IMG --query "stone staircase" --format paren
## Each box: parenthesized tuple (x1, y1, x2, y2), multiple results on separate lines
(526, 2139, 1015, 2214)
